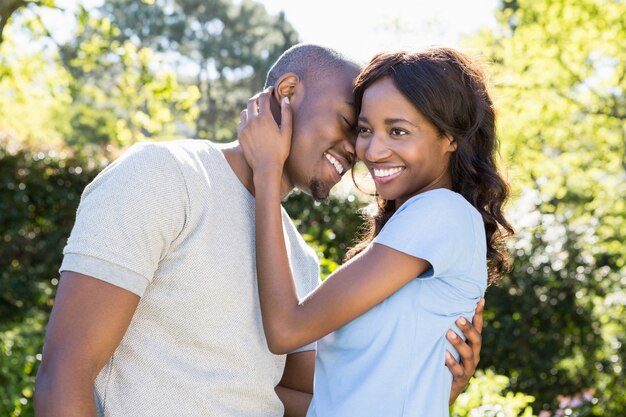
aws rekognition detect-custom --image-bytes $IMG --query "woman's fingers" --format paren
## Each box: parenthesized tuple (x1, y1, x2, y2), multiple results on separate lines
(247, 94, 260, 117)
(237, 109, 248, 137)
(258, 88, 273, 115)
(280, 96, 292, 141)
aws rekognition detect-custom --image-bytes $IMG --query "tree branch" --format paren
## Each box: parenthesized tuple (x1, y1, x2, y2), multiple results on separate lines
(0, 0, 27, 44)
(0, 0, 63, 45)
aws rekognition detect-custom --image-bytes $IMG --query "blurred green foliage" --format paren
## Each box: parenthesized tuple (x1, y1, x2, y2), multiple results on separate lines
(0, 314, 45, 416)
(0, 0, 625, 416)
(284, 188, 366, 278)
(466, 0, 626, 413)
(0, 1, 57, 44)
(0, 143, 101, 323)
(98, 0, 299, 141)
(0, 141, 102, 416)
(59, 8, 201, 153)
(451, 370, 535, 417)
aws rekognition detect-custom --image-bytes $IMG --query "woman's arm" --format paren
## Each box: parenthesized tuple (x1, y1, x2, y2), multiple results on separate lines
(239, 90, 432, 354)
(253, 172, 429, 353)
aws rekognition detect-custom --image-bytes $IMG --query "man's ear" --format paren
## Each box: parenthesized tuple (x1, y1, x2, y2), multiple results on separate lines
(273, 73, 300, 102)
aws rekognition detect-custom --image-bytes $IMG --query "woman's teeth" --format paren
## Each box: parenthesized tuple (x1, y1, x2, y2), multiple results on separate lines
(373, 167, 403, 178)
(325, 153, 344, 175)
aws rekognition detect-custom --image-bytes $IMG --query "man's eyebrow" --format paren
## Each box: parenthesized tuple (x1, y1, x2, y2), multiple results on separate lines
(340, 104, 357, 128)
(341, 114, 355, 128)
(340, 112, 353, 122)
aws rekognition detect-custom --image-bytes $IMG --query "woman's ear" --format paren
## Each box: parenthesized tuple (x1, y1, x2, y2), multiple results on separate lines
(446, 133, 458, 152)
(273, 73, 300, 102)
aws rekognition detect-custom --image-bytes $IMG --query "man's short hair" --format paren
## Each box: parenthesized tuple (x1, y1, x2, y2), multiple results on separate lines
(265, 43, 359, 88)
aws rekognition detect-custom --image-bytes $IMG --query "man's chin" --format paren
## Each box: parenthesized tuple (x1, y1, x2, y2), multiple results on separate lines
(309, 178, 331, 202)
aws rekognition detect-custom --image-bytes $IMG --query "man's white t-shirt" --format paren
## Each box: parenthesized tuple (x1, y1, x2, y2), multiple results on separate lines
(60, 140, 320, 417)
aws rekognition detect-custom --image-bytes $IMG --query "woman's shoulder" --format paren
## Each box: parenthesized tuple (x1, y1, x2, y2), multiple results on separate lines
(398, 188, 475, 218)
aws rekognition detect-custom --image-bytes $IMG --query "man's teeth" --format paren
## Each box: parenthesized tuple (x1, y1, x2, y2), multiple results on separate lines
(373, 167, 403, 178)
(325, 153, 344, 175)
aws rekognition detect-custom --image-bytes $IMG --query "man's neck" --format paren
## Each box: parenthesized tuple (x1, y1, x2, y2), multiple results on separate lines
(221, 143, 294, 200)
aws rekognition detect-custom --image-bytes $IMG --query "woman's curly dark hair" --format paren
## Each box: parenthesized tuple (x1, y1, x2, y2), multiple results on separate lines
(345, 48, 514, 284)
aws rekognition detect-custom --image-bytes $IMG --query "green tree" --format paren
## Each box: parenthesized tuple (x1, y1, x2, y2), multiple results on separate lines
(467, 0, 626, 413)
(98, 0, 299, 141)
(0, 27, 71, 148)
(58, 8, 200, 155)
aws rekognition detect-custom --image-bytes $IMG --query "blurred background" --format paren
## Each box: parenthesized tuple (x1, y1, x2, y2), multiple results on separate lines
(0, 0, 624, 416)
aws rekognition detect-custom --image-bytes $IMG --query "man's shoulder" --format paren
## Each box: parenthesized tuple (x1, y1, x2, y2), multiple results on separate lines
(83, 140, 216, 209)
(137, 139, 215, 162)
(280, 209, 321, 292)
(130, 139, 229, 177)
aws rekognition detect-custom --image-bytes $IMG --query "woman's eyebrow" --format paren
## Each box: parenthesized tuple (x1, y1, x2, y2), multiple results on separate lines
(384, 118, 418, 128)
(357, 115, 418, 129)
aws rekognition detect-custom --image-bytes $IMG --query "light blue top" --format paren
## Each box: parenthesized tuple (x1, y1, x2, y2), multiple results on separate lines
(307, 189, 487, 417)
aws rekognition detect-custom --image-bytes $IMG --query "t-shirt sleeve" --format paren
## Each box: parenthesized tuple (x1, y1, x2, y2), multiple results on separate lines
(60, 142, 189, 296)
(373, 191, 475, 278)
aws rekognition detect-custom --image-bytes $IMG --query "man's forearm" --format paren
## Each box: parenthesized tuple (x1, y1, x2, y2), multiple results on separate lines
(35, 369, 97, 417)
(276, 385, 312, 417)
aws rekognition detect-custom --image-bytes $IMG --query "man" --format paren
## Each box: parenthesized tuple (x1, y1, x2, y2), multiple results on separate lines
(35, 44, 483, 417)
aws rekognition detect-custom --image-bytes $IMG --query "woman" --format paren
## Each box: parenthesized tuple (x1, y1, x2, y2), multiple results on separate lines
(238, 48, 514, 416)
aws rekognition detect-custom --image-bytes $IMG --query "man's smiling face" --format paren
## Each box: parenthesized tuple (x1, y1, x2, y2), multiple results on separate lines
(284, 67, 359, 201)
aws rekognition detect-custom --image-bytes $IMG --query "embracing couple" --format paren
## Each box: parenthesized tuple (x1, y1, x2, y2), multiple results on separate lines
(35, 43, 513, 417)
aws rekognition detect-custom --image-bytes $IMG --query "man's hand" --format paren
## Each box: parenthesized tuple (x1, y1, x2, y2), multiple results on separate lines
(447, 298, 485, 405)
(276, 351, 314, 417)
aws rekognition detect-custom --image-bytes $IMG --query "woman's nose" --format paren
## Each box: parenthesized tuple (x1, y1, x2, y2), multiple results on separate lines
(364, 134, 391, 162)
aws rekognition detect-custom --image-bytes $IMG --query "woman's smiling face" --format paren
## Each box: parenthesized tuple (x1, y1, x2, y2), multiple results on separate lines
(356, 76, 457, 207)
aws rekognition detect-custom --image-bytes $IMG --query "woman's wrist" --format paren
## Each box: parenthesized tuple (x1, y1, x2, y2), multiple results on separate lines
(253, 164, 284, 186)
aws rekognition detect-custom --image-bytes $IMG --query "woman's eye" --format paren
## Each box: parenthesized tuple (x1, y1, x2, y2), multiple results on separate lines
(390, 128, 407, 136)
(357, 126, 371, 135)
